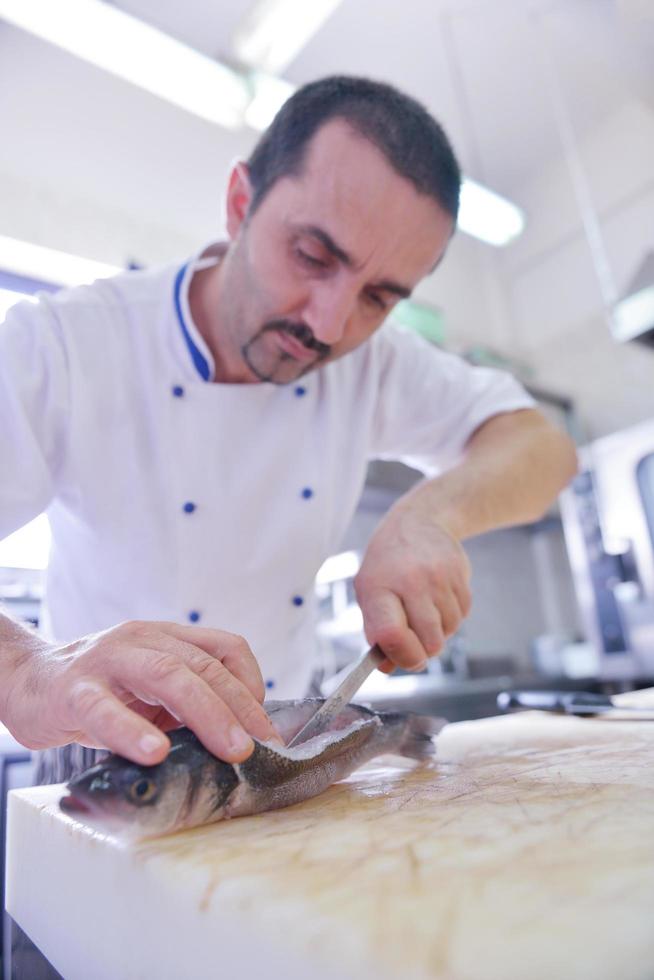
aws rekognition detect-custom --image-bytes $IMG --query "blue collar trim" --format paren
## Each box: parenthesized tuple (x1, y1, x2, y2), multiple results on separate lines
(174, 263, 211, 382)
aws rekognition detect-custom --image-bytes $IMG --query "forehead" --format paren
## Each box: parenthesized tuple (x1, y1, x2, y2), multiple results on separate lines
(254, 119, 454, 278)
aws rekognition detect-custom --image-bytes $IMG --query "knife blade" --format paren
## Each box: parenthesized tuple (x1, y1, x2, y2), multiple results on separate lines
(497, 690, 654, 719)
(286, 645, 386, 747)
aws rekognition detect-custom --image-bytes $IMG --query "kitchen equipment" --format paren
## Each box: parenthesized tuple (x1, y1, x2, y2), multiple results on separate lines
(559, 417, 654, 680)
(6, 690, 654, 980)
(497, 689, 654, 719)
(287, 645, 385, 746)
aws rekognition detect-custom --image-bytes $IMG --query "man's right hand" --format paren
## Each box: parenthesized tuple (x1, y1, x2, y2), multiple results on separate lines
(1, 620, 281, 765)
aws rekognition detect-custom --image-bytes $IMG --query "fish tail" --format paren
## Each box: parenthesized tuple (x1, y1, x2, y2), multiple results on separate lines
(395, 714, 447, 761)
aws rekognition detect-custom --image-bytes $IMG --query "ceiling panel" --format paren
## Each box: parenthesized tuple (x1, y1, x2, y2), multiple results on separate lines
(112, 0, 253, 60)
(0, 0, 649, 253)
(17, 0, 645, 193)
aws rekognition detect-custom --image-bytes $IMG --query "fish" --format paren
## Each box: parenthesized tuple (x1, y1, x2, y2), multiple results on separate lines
(59, 698, 446, 838)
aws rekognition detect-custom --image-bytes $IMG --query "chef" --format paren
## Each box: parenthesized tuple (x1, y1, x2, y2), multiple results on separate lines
(0, 76, 577, 770)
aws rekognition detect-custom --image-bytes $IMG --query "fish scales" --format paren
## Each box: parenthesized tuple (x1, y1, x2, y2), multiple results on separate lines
(237, 719, 380, 790)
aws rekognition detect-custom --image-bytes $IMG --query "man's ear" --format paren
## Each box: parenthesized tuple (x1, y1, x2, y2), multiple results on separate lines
(225, 161, 253, 239)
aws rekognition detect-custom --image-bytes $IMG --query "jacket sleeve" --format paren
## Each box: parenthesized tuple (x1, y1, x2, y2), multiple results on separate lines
(0, 295, 70, 537)
(369, 326, 536, 475)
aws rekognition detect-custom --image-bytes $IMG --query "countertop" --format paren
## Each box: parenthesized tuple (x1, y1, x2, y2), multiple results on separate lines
(6, 690, 654, 980)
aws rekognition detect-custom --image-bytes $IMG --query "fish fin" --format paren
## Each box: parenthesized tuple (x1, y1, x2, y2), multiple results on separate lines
(397, 714, 447, 761)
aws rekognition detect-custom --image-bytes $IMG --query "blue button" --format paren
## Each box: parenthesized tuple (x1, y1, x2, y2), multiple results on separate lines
(294, 386, 307, 397)
(265, 679, 275, 690)
(188, 610, 201, 623)
(172, 385, 185, 398)
(183, 501, 196, 514)
(301, 487, 314, 499)
(292, 595, 304, 607)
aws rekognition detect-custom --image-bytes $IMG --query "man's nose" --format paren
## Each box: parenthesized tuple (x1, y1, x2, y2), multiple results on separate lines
(302, 280, 355, 346)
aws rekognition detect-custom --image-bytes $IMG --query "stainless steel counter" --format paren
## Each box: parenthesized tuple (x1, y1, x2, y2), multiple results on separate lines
(345, 669, 639, 722)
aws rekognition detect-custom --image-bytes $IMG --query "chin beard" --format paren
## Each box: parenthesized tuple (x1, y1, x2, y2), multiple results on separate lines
(241, 320, 330, 385)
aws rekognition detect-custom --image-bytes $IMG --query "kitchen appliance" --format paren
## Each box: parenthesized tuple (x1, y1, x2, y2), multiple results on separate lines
(560, 417, 654, 681)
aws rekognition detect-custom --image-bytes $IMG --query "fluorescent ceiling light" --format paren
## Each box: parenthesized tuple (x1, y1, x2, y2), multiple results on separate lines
(458, 178, 526, 247)
(0, 0, 249, 129)
(233, 0, 343, 74)
(0, 514, 51, 570)
(0, 235, 121, 287)
(316, 550, 360, 585)
(0, 2, 525, 244)
(244, 72, 295, 131)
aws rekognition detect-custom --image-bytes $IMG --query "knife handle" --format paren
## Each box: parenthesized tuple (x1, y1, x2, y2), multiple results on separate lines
(497, 690, 612, 714)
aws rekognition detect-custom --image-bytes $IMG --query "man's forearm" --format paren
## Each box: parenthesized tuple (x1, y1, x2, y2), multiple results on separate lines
(353, 408, 576, 671)
(390, 408, 578, 541)
(0, 609, 49, 725)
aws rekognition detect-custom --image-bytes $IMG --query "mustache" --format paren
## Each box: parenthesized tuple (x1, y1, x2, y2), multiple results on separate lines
(261, 320, 331, 358)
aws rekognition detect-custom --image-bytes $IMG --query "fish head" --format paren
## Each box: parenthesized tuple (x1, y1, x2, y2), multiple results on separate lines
(60, 755, 170, 826)
(60, 729, 239, 837)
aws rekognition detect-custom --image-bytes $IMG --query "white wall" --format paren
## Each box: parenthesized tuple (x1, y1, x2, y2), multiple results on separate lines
(411, 232, 515, 352)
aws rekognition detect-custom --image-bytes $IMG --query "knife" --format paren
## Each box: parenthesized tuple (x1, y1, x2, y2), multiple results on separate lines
(286, 645, 387, 747)
(497, 690, 654, 719)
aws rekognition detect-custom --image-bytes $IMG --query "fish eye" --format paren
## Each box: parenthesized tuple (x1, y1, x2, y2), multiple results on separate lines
(128, 777, 158, 805)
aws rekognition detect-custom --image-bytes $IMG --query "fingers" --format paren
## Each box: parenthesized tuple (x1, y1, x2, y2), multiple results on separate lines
(360, 591, 427, 670)
(360, 584, 471, 670)
(9, 622, 283, 764)
(135, 628, 279, 744)
(405, 584, 467, 644)
(158, 624, 266, 704)
(66, 679, 172, 765)
(55, 621, 282, 765)
(452, 576, 472, 619)
(107, 645, 279, 762)
(402, 595, 445, 655)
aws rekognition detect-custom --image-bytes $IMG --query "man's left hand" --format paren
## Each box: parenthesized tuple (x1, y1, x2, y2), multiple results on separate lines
(354, 501, 471, 672)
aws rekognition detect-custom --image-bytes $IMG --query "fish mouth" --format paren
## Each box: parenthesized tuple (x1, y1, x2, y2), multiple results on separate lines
(60, 793, 91, 815)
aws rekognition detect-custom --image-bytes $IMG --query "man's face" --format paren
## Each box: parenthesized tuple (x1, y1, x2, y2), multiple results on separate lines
(216, 119, 455, 384)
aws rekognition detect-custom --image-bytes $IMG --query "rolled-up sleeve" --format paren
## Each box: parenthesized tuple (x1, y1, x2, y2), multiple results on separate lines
(369, 326, 536, 474)
(0, 296, 70, 537)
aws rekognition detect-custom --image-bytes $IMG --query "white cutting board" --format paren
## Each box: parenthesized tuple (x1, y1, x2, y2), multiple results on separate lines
(6, 691, 654, 980)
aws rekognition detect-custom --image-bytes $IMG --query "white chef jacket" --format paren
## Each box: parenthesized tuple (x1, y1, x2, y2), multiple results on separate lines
(0, 248, 535, 697)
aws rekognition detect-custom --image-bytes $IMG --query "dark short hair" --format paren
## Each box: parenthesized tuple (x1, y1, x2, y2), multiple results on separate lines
(246, 75, 461, 222)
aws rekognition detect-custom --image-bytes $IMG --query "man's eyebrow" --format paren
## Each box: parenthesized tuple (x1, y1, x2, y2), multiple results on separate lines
(370, 279, 412, 300)
(298, 225, 355, 267)
(296, 224, 412, 297)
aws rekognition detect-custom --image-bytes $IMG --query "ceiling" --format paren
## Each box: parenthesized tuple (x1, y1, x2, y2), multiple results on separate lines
(109, 0, 654, 193)
(0, 0, 651, 254)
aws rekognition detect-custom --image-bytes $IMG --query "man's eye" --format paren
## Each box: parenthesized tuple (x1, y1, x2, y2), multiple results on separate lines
(365, 292, 387, 311)
(295, 248, 327, 269)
